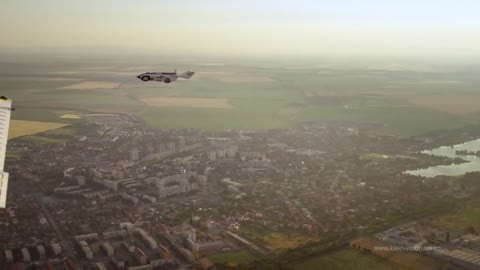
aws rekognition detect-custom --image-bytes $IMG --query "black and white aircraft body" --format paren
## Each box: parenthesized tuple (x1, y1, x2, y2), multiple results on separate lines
(136, 70, 194, 84)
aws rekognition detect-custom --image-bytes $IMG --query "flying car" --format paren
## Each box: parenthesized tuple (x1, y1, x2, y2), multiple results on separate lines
(136, 70, 195, 84)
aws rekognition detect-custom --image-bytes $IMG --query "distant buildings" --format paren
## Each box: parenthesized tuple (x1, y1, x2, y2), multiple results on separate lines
(102, 242, 115, 257)
(74, 233, 99, 242)
(120, 192, 139, 205)
(152, 173, 199, 199)
(136, 227, 158, 249)
(79, 240, 93, 260)
(181, 224, 224, 253)
(129, 149, 139, 161)
(21, 247, 30, 262)
(207, 145, 238, 161)
(103, 229, 128, 240)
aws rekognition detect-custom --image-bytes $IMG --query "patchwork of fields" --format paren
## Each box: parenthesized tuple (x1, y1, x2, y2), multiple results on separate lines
(3, 59, 480, 138)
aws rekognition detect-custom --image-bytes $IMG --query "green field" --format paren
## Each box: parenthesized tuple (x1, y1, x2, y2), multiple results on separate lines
(140, 98, 291, 130)
(433, 206, 480, 233)
(293, 249, 411, 270)
(238, 224, 319, 252)
(6, 150, 23, 161)
(207, 250, 257, 267)
(20, 135, 70, 145)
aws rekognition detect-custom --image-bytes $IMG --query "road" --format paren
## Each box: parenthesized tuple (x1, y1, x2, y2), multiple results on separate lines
(37, 197, 76, 259)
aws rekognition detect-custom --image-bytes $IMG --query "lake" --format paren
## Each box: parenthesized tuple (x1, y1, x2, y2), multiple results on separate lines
(404, 138, 480, 178)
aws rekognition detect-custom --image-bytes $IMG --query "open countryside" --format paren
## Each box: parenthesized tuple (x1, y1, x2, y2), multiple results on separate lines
(8, 120, 69, 139)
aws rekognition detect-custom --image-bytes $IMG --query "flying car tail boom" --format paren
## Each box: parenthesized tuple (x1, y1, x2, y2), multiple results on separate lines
(179, 71, 195, 79)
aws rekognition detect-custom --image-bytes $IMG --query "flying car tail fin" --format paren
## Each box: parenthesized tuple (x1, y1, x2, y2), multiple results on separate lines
(179, 71, 195, 79)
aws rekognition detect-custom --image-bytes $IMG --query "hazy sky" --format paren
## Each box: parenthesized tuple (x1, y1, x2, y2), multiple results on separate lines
(1, 0, 480, 57)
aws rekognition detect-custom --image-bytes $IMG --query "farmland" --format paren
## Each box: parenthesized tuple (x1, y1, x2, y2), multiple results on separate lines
(139, 97, 232, 108)
(238, 224, 319, 252)
(432, 206, 480, 233)
(409, 95, 480, 115)
(293, 249, 410, 270)
(2, 56, 480, 137)
(206, 250, 257, 267)
(8, 120, 69, 139)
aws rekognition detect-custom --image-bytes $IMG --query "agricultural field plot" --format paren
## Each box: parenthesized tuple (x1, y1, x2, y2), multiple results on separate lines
(261, 232, 316, 251)
(5, 149, 27, 161)
(140, 98, 290, 131)
(238, 224, 319, 252)
(432, 206, 480, 233)
(293, 249, 411, 270)
(139, 97, 232, 108)
(350, 237, 443, 270)
(409, 95, 480, 115)
(207, 250, 257, 267)
(301, 101, 471, 137)
(12, 108, 83, 125)
(22, 90, 145, 114)
(19, 135, 70, 145)
(8, 120, 69, 139)
(59, 81, 120, 90)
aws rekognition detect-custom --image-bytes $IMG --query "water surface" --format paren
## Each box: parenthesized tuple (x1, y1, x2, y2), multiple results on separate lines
(404, 139, 480, 178)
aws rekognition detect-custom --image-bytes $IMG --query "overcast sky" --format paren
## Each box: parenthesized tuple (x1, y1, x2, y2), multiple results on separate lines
(1, 0, 480, 58)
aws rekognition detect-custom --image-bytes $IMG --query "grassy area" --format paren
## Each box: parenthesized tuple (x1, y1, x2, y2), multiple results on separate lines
(239, 224, 318, 252)
(20, 135, 70, 144)
(140, 98, 291, 130)
(12, 108, 79, 124)
(5, 150, 24, 161)
(302, 102, 472, 137)
(293, 249, 411, 270)
(207, 250, 257, 267)
(42, 126, 79, 137)
(433, 206, 480, 233)
(139, 95, 472, 137)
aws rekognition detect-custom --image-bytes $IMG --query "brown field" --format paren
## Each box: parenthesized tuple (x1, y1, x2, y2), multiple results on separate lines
(140, 97, 232, 108)
(9, 120, 69, 139)
(59, 81, 120, 90)
(409, 95, 480, 115)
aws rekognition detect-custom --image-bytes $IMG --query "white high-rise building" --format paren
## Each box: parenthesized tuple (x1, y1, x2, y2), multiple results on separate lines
(0, 96, 12, 208)
(129, 149, 139, 161)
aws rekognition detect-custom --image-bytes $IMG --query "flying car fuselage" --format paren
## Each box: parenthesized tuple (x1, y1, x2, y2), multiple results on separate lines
(136, 71, 194, 84)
